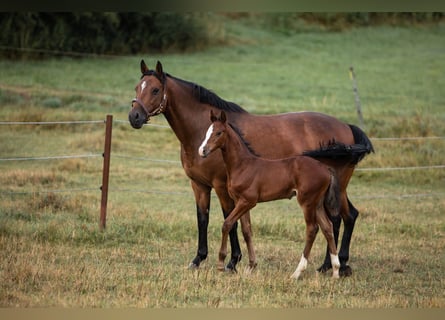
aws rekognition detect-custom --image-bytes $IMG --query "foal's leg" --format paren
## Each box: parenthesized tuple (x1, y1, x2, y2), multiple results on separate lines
(291, 206, 319, 280)
(218, 198, 255, 271)
(214, 185, 250, 272)
(240, 213, 257, 272)
(316, 208, 340, 278)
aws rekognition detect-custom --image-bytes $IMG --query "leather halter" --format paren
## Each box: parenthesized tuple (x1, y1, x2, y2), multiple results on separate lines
(132, 77, 167, 118)
(132, 93, 167, 118)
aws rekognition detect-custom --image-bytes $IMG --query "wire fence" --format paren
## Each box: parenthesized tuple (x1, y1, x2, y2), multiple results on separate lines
(1, 118, 444, 200)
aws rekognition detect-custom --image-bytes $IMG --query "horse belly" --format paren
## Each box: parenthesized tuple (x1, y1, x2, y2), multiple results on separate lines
(256, 168, 296, 203)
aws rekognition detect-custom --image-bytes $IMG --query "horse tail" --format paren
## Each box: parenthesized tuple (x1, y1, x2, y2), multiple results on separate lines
(303, 125, 374, 165)
(349, 124, 374, 164)
(324, 171, 340, 217)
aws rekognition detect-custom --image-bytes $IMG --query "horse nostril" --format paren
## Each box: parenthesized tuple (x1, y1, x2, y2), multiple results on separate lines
(135, 112, 139, 120)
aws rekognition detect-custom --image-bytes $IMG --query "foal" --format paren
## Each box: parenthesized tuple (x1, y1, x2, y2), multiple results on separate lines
(199, 110, 341, 279)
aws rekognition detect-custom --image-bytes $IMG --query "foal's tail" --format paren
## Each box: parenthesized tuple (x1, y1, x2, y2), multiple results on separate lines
(303, 124, 374, 166)
(324, 171, 340, 217)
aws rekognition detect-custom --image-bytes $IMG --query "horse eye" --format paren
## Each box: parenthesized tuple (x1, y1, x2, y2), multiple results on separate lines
(216, 132, 223, 137)
(152, 88, 160, 95)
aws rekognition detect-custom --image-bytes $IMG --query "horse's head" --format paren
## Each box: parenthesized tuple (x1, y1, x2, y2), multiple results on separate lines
(128, 60, 167, 129)
(198, 110, 228, 158)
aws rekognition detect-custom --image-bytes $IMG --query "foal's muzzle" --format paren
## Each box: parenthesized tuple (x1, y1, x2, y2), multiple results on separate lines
(198, 146, 209, 158)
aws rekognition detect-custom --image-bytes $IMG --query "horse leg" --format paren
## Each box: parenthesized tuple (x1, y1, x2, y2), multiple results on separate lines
(188, 181, 211, 269)
(218, 198, 255, 272)
(318, 193, 356, 277)
(337, 197, 359, 277)
(291, 206, 319, 280)
(316, 208, 340, 278)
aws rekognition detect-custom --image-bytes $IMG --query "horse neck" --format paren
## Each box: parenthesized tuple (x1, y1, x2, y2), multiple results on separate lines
(162, 77, 214, 150)
(221, 125, 255, 174)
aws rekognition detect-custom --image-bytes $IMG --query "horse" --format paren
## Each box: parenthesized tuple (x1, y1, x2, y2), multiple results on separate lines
(199, 110, 342, 279)
(128, 60, 374, 275)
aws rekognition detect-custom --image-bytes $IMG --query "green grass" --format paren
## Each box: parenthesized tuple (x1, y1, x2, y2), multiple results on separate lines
(0, 20, 444, 307)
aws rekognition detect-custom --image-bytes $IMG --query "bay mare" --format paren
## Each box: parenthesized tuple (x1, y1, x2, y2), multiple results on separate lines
(128, 60, 374, 275)
(199, 110, 342, 279)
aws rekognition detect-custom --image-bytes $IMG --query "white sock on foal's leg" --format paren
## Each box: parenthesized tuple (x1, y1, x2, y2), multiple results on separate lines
(330, 253, 340, 279)
(291, 254, 307, 279)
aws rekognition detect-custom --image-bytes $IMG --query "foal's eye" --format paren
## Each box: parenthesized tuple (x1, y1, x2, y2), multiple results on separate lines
(216, 132, 223, 137)
(152, 88, 160, 95)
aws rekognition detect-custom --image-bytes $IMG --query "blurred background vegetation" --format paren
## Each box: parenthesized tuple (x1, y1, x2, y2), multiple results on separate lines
(1, 12, 444, 59)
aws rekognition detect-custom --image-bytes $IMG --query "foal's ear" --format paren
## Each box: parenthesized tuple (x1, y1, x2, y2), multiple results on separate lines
(220, 111, 227, 123)
(140, 60, 149, 74)
(210, 109, 218, 123)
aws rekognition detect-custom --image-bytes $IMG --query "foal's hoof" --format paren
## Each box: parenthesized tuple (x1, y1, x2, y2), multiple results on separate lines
(317, 263, 332, 274)
(339, 265, 353, 277)
(244, 262, 258, 275)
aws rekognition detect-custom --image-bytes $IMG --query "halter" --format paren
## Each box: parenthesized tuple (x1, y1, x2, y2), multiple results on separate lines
(132, 72, 168, 118)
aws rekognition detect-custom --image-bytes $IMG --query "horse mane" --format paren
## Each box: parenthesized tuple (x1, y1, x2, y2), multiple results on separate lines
(167, 74, 248, 114)
(228, 123, 261, 157)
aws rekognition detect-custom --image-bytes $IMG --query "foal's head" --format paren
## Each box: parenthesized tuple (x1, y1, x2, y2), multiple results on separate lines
(129, 60, 167, 129)
(198, 110, 228, 158)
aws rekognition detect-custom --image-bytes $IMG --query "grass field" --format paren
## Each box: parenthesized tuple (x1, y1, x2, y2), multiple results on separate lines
(1, 18, 444, 307)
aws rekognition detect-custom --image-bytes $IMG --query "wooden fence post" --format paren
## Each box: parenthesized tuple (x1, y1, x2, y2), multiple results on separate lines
(349, 66, 365, 128)
(100, 114, 113, 230)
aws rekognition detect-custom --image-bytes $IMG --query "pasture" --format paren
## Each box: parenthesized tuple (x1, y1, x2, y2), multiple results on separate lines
(1, 21, 444, 307)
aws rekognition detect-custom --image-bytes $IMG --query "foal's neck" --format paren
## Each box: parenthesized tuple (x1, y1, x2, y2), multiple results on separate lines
(221, 125, 255, 173)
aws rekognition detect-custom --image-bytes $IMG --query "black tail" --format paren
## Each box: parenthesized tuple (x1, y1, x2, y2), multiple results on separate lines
(303, 124, 374, 165)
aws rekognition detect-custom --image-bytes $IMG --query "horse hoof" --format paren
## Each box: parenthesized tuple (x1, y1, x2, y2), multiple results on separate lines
(225, 261, 238, 273)
(188, 262, 199, 270)
(339, 265, 353, 277)
(224, 266, 237, 273)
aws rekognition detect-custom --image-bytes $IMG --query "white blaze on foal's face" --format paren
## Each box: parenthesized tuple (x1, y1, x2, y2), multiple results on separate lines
(198, 124, 214, 157)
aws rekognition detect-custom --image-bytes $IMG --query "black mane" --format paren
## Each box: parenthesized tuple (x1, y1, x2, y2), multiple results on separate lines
(228, 123, 260, 157)
(167, 74, 247, 114)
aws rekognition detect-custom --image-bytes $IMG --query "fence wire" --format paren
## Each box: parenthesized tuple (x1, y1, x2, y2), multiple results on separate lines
(0, 154, 102, 162)
(0, 118, 444, 199)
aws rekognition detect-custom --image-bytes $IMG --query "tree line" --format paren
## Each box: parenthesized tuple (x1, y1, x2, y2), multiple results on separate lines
(1, 12, 443, 59)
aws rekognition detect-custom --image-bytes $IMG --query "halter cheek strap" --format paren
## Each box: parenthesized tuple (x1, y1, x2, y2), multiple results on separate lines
(132, 87, 167, 118)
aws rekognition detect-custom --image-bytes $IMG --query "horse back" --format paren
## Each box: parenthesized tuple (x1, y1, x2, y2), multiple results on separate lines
(234, 111, 354, 159)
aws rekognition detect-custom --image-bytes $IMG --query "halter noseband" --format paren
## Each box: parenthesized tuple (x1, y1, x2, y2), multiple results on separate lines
(132, 72, 167, 118)
(132, 92, 167, 118)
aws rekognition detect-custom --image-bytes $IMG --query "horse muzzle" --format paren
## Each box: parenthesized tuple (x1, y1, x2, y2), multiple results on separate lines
(128, 105, 148, 129)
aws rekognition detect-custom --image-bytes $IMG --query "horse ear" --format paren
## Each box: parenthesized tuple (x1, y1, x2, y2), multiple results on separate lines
(210, 110, 218, 122)
(156, 60, 164, 75)
(140, 60, 149, 74)
(156, 60, 166, 82)
(220, 111, 227, 123)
